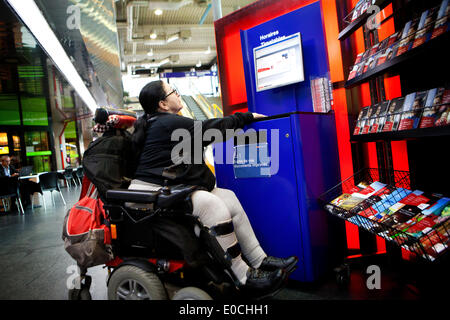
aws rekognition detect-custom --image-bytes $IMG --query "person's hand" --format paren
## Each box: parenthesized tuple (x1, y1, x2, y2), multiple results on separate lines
(252, 113, 267, 119)
(12, 173, 19, 177)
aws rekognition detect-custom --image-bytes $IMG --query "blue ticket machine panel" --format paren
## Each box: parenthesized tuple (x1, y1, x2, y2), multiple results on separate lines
(214, 112, 343, 282)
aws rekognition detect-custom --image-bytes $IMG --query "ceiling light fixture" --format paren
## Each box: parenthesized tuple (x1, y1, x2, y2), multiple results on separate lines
(6, 0, 98, 113)
(147, 49, 154, 56)
(196, 60, 202, 68)
(154, 9, 163, 16)
(150, 31, 157, 39)
(205, 46, 211, 54)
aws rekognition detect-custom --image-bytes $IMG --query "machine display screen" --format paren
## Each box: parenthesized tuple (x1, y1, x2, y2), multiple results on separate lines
(253, 33, 305, 92)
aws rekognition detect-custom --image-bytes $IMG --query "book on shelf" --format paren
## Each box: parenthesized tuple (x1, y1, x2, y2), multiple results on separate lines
(350, 0, 365, 22)
(383, 97, 405, 131)
(396, 18, 420, 56)
(374, 100, 391, 132)
(398, 198, 450, 239)
(337, 181, 387, 212)
(398, 91, 427, 130)
(410, 222, 450, 260)
(368, 103, 383, 133)
(354, 52, 365, 65)
(361, 105, 377, 134)
(431, 0, 449, 39)
(385, 42, 401, 62)
(412, 7, 439, 49)
(327, 181, 371, 216)
(419, 88, 444, 128)
(359, 188, 413, 221)
(353, 106, 370, 135)
(398, 92, 416, 131)
(379, 191, 445, 231)
(435, 88, 450, 126)
(349, 184, 398, 216)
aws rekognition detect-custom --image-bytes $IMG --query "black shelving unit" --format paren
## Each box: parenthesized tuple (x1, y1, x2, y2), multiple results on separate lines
(351, 125, 450, 142)
(345, 31, 450, 88)
(338, 0, 390, 41)
(329, 0, 450, 293)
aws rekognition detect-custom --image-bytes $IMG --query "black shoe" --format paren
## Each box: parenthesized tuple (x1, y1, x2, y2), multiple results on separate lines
(242, 268, 286, 294)
(259, 256, 298, 273)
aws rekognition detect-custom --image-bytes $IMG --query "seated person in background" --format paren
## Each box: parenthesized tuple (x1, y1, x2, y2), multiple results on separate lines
(130, 80, 298, 295)
(0, 156, 18, 177)
(0, 156, 39, 208)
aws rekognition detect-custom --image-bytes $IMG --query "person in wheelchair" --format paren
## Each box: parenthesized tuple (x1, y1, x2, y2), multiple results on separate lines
(130, 80, 298, 295)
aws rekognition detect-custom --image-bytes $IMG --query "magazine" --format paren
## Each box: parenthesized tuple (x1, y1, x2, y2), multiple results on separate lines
(431, 0, 450, 39)
(412, 7, 439, 48)
(382, 97, 405, 131)
(374, 100, 391, 132)
(398, 92, 416, 130)
(380, 191, 445, 231)
(399, 91, 427, 130)
(396, 18, 420, 56)
(359, 188, 413, 221)
(353, 106, 370, 135)
(388, 195, 448, 241)
(435, 89, 450, 126)
(368, 103, 383, 133)
(327, 181, 371, 216)
(349, 184, 398, 216)
(419, 88, 442, 128)
(361, 105, 377, 134)
(411, 222, 450, 260)
(338, 181, 388, 212)
(401, 198, 450, 238)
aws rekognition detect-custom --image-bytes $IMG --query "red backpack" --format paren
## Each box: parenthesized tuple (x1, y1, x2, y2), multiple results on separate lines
(62, 181, 113, 269)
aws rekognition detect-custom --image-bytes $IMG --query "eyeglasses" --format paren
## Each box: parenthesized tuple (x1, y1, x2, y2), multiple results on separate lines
(163, 88, 179, 99)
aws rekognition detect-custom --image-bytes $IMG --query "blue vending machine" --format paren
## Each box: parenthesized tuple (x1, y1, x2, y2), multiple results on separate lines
(214, 2, 345, 282)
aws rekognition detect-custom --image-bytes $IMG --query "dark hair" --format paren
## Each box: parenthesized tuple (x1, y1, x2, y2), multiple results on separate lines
(138, 80, 166, 115)
(132, 80, 166, 157)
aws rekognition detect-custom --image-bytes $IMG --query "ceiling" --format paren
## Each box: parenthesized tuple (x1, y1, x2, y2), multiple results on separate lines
(114, 0, 257, 75)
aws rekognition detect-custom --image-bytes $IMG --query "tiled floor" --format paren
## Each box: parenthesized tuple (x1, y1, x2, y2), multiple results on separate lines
(0, 185, 426, 300)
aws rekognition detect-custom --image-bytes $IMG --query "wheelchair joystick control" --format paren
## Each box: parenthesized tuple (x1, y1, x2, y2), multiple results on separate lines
(161, 180, 171, 195)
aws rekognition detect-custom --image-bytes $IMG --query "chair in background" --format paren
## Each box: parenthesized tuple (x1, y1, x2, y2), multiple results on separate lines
(63, 168, 75, 190)
(37, 172, 66, 209)
(75, 167, 84, 186)
(0, 176, 24, 214)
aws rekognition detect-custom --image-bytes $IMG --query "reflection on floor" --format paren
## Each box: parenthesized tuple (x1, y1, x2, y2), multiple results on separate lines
(0, 185, 425, 300)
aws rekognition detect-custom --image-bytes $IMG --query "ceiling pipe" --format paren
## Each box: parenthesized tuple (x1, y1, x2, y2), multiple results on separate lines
(199, 3, 211, 25)
(211, 0, 222, 21)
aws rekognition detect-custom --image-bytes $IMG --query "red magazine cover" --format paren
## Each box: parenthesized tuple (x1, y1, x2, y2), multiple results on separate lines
(396, 18, 420, 56)
(434, 89, 450, 126)
(361, 105, 377, 134)
(353, 106, 370, 135)
(383, 97, 405, 131)
(431, 0, 449, 39)
(419, 88, 445, 128)
(398, 92, 416, 130)
(412, 7, 439, 48)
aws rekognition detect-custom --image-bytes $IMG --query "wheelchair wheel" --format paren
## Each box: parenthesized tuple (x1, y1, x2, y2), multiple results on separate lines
(172, 287, 213, 300)
(107, 265, 167, 300)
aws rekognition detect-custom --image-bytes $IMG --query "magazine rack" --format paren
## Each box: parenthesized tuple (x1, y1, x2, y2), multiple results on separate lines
(318, 168, 449, 262)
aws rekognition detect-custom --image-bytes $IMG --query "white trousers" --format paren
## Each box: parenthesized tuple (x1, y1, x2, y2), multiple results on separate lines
(128, 179, 267, 284)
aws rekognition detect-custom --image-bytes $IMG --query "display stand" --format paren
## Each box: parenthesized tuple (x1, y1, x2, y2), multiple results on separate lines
(332, 0, 450, 292)
(319, 168, 449, 263)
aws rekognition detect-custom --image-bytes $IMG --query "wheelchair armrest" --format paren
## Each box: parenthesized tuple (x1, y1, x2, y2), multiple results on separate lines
(156, 184, 198, 208)
(106, 189, 160, 203)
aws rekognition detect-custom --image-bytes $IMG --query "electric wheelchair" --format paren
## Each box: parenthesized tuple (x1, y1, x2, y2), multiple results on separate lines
(70, 183, 286, 300)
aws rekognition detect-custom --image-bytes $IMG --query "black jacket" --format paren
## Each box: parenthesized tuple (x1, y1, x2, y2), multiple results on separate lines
(134, 112, 255, 191)
(0, 164, 16, 177)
